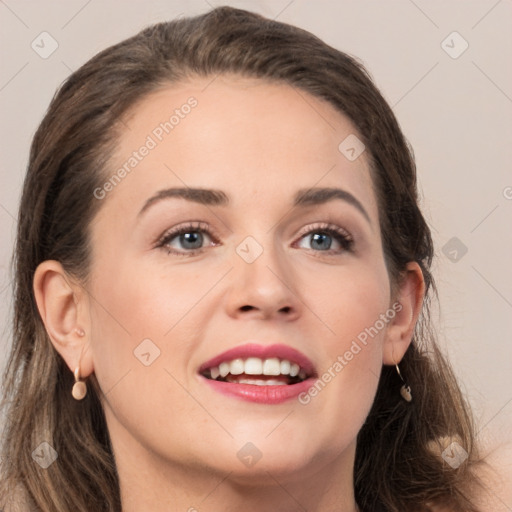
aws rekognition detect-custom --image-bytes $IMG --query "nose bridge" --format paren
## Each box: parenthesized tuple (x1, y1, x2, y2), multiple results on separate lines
(234, 231, 286, 286)
(226, 230, 300, 317)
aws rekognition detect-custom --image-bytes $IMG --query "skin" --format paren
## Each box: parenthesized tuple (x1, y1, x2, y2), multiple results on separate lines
(33, 76, 425, 512)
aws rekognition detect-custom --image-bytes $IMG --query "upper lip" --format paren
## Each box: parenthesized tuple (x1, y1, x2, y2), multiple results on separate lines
(198, 343, 316, 377)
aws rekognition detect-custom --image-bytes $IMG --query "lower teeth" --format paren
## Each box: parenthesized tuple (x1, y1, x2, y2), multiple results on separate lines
(202, 371, 306, 385)
(227, 378, 287, 386)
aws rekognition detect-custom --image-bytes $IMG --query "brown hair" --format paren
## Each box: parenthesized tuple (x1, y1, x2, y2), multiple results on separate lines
(0, 6, 486, 511)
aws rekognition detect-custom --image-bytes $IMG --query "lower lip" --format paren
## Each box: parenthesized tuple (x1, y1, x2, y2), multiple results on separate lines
(200, 375, 316, 404)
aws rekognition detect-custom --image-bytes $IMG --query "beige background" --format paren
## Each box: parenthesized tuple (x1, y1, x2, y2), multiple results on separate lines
(1, 0, 511, 457)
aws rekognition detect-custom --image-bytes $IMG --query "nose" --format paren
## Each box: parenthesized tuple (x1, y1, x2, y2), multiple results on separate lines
(223, 237, 302, 322)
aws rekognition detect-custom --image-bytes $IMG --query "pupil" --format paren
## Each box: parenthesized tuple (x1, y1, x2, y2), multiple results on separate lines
(311, 232, 331, 250)
(180, 232, 202, 249)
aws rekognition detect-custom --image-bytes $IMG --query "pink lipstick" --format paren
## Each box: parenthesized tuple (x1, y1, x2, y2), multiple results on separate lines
(198, 343, 317, 404)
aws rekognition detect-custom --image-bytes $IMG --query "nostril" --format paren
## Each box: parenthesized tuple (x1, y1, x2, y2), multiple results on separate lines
(240, 305, 254, 311)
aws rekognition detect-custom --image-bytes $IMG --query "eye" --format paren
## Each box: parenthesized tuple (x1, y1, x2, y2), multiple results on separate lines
(295, 223, 354, 254)
(155, 221, 218, 256)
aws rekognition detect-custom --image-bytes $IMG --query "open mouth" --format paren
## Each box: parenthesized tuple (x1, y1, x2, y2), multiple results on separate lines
(200, 357, 311, 386)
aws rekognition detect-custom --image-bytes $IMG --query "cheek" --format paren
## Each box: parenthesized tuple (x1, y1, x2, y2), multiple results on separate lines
(306, 254, 391, 346)
(86, 257, 225, 398)
(88, 255, 208, 344)
(86, 265, 212, 460)
(298, 258, 390, 428)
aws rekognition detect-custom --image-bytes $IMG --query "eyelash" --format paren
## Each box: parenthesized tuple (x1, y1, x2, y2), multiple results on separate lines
(155, 221, 218, 257)
(295, 222, 354, 255)
(155, 221, 354, 257)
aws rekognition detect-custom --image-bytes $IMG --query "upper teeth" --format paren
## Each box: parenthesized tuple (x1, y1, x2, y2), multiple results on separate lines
(209, 357, 306, 380)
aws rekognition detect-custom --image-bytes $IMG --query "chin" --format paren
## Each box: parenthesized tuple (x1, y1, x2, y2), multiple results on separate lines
(192, 435, 330, 484)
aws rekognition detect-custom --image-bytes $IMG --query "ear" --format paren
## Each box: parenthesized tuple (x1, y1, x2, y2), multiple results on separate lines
(382, 261, 425, 365)
(33, 260, 94, 378)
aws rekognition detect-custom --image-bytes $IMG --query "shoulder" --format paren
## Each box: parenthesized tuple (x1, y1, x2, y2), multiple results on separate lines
(426, 435, 512, 511)
(470, 438, 512, 511)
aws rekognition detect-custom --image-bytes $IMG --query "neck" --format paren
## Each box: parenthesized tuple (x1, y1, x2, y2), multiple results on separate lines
(112, 426, 360, 512)
(120, 467, 360, 512)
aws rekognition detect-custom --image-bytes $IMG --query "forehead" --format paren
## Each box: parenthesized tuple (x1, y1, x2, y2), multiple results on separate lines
(97, 75, 378, 224)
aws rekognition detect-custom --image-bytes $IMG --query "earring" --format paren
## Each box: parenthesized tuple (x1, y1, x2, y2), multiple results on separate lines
(395, 362, 412, 402)
(72, 366, 87, 400)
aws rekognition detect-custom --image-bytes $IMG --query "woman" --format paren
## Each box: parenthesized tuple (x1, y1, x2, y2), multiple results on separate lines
(0, 6, 507, 511)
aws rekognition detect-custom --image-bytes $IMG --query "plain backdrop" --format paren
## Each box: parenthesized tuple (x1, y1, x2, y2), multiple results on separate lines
(1, 0, 511, 455)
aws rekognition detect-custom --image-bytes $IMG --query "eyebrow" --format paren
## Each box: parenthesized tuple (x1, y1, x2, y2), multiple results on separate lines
(138, 187, 229, 217)
(138, 186, 371, 225)
(293, 187, 371, 225)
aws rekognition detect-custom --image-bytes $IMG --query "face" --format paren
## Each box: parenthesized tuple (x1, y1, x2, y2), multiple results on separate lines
(85, 75, 394, 483)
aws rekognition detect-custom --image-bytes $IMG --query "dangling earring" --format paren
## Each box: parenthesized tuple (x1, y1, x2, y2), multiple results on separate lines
(72, 366, 87, 400)
(395, 361, 412, 402)
(71, 327, 87, 400)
